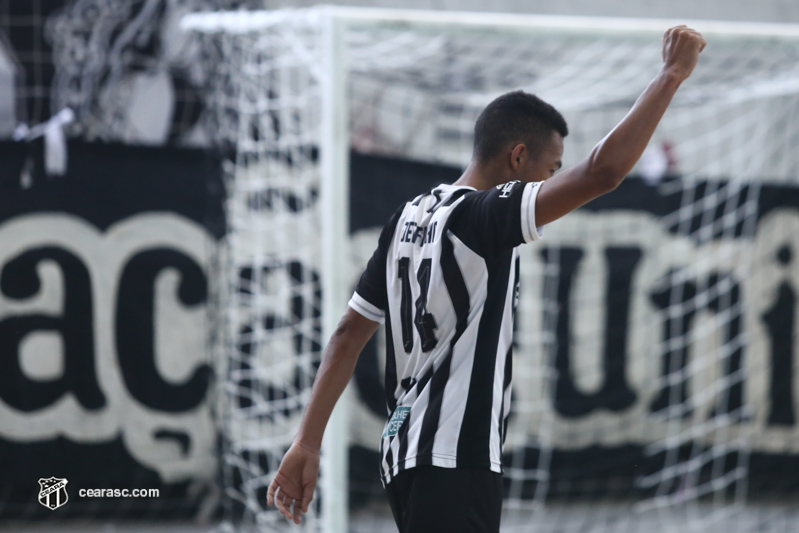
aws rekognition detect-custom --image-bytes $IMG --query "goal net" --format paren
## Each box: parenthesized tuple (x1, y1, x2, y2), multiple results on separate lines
(182, 7, 799, 532)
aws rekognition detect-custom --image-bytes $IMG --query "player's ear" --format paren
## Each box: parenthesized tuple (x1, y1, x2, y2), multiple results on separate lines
(510, 143, 526, 170)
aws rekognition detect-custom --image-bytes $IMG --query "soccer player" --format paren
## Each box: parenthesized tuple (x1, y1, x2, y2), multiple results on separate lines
(267, 25, 706, 532)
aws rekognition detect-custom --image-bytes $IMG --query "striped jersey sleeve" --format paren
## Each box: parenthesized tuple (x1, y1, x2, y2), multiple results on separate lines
(449, 180, 544, 257)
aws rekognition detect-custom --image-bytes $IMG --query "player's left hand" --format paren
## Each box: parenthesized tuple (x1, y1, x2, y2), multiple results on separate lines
(266, 440, 320, 524)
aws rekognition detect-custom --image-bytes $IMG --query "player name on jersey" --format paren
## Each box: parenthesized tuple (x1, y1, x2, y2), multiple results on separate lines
(399, 221, 438, 245)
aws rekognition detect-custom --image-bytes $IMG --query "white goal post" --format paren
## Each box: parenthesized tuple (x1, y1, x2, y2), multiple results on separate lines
(182, 7, 799, 533)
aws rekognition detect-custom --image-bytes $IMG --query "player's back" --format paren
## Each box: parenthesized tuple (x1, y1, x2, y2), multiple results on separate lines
(348, 180, 545, 484)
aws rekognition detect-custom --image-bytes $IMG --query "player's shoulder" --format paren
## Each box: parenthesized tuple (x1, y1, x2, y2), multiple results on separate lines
(401, 183, 472, 213)
(453, 180, 527, 212)
(493, 180, 524, 198)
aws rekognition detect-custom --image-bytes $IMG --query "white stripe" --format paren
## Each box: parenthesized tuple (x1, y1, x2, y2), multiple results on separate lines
(490, 254, 518, 464)
(380, 435, 390, 483)
(432, 232, 487, 461)
(402, 385, 428, 470)
(390, 430, 402, 478)
(503, 383, 513, 426)
(348, 292, 385, 323)
(520, 181, 545, 242)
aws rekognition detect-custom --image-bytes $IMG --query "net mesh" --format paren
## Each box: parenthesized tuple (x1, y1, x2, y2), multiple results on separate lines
(196, 13, 326, 532)
(184, 8, 799, 532)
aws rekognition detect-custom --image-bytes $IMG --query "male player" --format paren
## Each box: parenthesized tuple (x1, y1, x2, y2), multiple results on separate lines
(267, 25, 706, 532)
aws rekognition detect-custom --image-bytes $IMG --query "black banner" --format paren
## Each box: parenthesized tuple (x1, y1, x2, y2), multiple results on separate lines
(0, 140, 224, 518)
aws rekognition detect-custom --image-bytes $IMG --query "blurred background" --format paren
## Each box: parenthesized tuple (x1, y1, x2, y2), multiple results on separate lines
(2, 1, 799, 533)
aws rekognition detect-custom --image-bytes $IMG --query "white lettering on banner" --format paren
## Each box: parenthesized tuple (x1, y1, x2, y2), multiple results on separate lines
(5, 202, 798, 476)
(512, 209, 799, 453)
(0, 213, 216, 482)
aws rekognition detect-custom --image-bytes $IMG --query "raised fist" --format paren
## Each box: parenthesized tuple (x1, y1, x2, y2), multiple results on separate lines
(662, 25, 707, 81)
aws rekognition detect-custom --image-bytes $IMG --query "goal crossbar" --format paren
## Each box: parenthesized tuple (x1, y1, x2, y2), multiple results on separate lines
(182, 5, 799, 40)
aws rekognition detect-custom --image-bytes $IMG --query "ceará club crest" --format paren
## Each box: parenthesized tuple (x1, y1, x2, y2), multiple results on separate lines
(38, 477, 68, 510)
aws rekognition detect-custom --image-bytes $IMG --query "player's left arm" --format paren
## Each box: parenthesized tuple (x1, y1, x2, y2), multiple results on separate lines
(266, 307, 379, 524)
(534, 25, 706, 227)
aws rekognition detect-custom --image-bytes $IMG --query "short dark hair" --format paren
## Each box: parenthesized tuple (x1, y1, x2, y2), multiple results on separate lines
(473, 91, 568, 164)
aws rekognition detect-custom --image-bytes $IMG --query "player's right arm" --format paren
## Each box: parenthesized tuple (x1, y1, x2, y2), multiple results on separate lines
(534, 25, 707, 227)
(266, 308, 379, 524)
(266, 208, 400, 524)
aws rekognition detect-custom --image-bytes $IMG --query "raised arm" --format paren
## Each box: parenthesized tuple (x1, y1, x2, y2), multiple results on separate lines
(534, 25, 707, 227)
(266, 307, 379, 524)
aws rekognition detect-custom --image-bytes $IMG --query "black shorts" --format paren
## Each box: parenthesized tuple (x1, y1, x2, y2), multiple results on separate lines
(384, 466, 503, 533)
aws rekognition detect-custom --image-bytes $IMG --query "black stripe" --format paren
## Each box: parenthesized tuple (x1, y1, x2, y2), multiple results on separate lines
(501, 347, 513, 445)
(379, 433, 386, 481)
(512, 255, 521, 319)
(416, 234, 471, 459)
(457, 251, 513, 467)
(382, 301, 398, 481)
(501, 255, 519, 445)
(440, 188, 471, 208)
(384, 306, 398, 413)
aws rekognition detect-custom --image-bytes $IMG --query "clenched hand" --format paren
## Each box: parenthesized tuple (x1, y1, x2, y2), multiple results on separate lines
(662, 25, 707, 81)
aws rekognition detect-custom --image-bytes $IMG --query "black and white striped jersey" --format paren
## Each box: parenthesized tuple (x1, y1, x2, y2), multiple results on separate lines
(348, 180, 545, 485)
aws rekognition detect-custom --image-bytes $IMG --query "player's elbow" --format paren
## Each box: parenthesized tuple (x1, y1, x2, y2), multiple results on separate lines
(330, 308, 379, 350)
(585, 150, 627, 194)
(331, 314, 359, 344)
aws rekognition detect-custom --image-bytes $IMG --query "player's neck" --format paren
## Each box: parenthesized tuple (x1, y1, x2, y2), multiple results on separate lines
(453, 160, 507, 190)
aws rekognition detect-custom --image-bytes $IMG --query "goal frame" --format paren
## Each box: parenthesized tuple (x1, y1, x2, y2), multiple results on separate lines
(180, 8, 799, 533)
